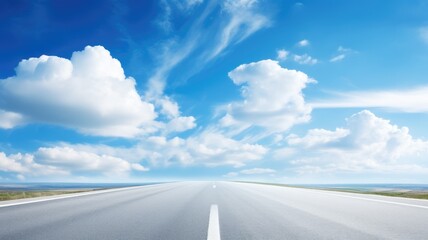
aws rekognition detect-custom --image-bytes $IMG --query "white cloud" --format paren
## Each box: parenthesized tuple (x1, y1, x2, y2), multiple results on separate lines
(157, 0, 173, 33)
(0, 152, 69, 179)
(0, 146, 150, 180)
(158, 97, 180, 118)
(178, 0, 204, 9)
(146, 1, 270, 133)
(0, 152, 27, 173)
(276, 49, 289, 60)
(287, 128, 349, 148)
(186, 131, 267, 167)
(297, 39, 309, 47)
(148, 0, 270, 98)
(312, 86, 428, 113)
(35, 147, 149, 176)
(279, 110, 428, 175)
(240, 168, 276, 174)
(131, 163, 150, 172)
(0, 46, 157, 137)
(330, 46, 355, 62)
(208, 0, 269, 60)
(57, 128, 267, 169)
(148, 131, 267, 167)
(225, 59, 315, 132)
(293, 54, 318, 65)
(0, 110, 26, 129)
(329, 54, 345, 62)
(153, 96, 197, 133)
(419, 26, 428, 44)
(166, 116, 196, 133)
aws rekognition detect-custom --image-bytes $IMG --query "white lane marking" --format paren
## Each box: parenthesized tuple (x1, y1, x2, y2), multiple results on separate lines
(207, 204, 221, 240)
(322, 192, 428, 210)
(0, 185, 155, 208)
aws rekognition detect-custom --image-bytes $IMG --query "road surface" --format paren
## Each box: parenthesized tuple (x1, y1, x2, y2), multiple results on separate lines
(1, 181, 428, 240)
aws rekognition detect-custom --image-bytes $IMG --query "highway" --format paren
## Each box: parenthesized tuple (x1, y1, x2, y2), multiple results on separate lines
(1, 181, 428, 240)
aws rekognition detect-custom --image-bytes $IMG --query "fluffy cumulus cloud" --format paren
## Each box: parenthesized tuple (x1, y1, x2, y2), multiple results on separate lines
(142, 131, 267, 167)
(0, 152, 27, 173)
(57, 130, 268, 169)
(293, 54, 318, 65)
(32, 128, 267, 175)
(0, 110, 26, 129)
(278, 110, 428, 175)
(276, 49, 289, 60)
(224, 59, 315, 133)
(297, 39, 310, 47)
(35, 147, 148, 176)
(165, 116, 196, 133)
(154, 96, 197, 133)
(0, 46, 157, 137)
(0, 152, 68, 180)
(0, 146, 149, 180)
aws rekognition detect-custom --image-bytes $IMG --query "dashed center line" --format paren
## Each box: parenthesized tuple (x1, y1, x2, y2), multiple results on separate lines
(207, 204, 221, 240)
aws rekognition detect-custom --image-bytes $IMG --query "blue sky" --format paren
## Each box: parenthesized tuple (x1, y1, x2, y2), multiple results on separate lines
(1, 0, 428, 183)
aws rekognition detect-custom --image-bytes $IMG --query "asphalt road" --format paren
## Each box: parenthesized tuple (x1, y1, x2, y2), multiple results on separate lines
(1, 181, 428, 240)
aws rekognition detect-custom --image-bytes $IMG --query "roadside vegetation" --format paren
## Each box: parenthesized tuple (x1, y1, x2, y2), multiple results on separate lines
(0, 190, 91, 201)
(353, 190, 428, 200)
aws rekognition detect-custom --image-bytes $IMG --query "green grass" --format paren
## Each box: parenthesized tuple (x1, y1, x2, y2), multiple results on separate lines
(355, 191, 428, 200)
(0, 190, 92, 201)
(238, 181, 428, 200)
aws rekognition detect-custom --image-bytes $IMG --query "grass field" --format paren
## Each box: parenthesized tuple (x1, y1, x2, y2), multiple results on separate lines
(0, 190, 91, 201)
(351, 190, 428, 200)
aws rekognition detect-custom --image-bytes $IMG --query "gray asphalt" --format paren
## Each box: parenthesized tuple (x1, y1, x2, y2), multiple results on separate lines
(1, 181, 428, 240)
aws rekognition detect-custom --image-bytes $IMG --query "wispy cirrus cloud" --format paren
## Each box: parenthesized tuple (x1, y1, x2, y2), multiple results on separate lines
(147, 0, 271, 98)
(311, 86, 428, 113)
(205, 0, 270, 60)
(330, 46, 356, 62)
(146, 1, 271, 132)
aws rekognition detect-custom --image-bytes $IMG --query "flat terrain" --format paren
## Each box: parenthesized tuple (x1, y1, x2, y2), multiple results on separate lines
(1, 182, 428, 240)
(0, 190, 91, 201)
